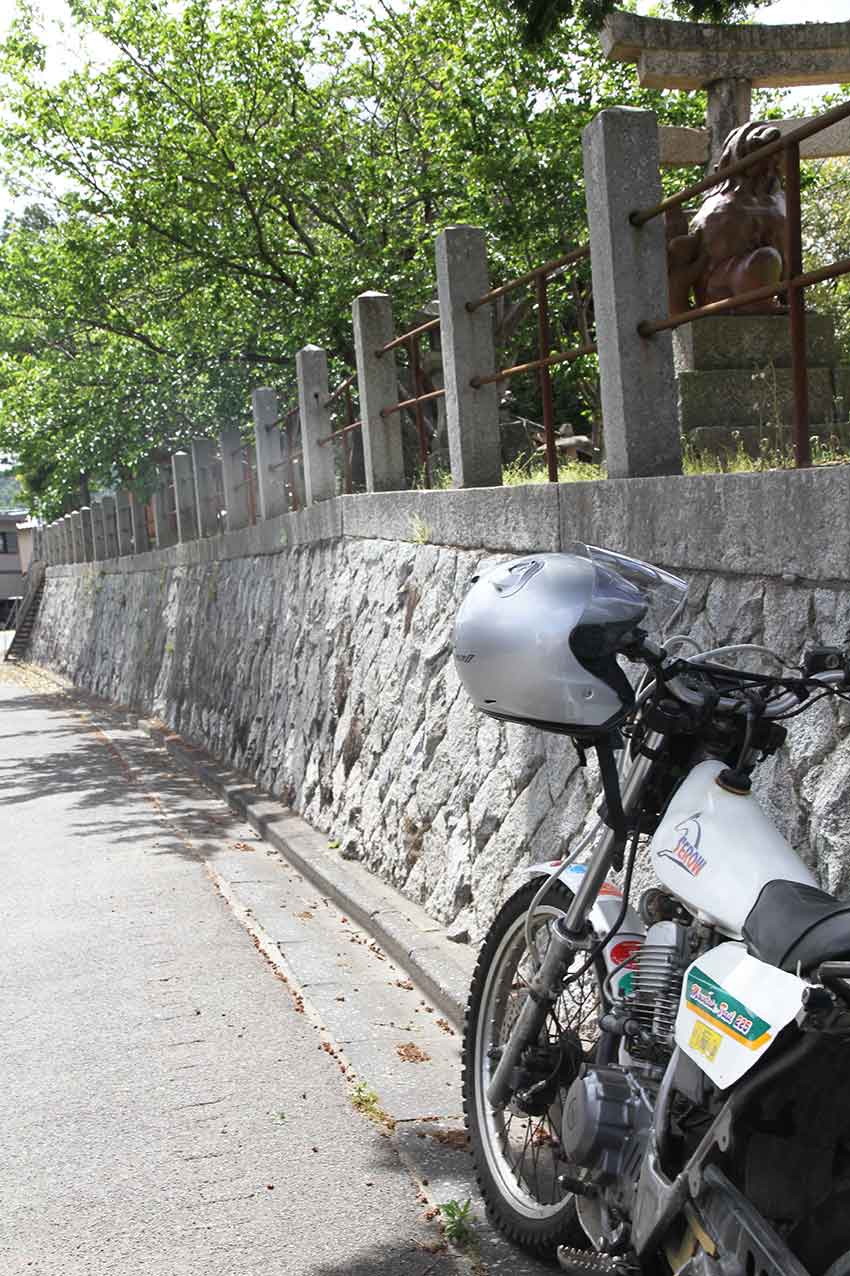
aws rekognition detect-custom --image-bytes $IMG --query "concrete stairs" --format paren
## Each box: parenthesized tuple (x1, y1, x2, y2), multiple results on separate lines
(5, 569, 45, 663)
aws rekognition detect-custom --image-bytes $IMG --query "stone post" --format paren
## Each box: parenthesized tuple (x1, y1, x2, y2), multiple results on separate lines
(70, 511, 83, 563)
(130, 493, 150, 553)
(191, 437, 220, 537)
(115, 490, 133, 557)
(220, 429, 250, 531)
(582, 107, 682, 479)
(252, 389, 287, 521)
(352, 292, 406, 492)
(152, 468, 176, 549)
(435, 226, 502, 488)
(296, 346, 336, 505)
(91, 504, 106, 561)
(80, 507, 94, 562)
(172, 451, 198, 543)
(61, 516, 73, 563)
(101, 495, 119, 559)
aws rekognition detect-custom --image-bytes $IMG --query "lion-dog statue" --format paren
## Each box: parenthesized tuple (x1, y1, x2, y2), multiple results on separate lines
(667, 122, 786, 317)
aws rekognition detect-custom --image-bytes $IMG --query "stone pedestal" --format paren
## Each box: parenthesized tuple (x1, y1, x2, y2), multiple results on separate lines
(674, 313, 848, 455)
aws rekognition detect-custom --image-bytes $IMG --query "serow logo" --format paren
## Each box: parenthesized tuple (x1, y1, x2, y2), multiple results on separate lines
(657, 814, 707, 878)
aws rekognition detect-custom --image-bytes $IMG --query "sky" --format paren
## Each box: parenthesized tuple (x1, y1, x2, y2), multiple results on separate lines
(0, 0, 847, 216)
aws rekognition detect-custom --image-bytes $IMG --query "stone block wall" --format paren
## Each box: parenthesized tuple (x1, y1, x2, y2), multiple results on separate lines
(29, 468, 850, 940)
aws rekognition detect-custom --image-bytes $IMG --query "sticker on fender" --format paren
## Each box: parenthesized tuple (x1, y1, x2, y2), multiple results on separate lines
(688, 1020, 722, 1063)
(675, 942, 805, 1090)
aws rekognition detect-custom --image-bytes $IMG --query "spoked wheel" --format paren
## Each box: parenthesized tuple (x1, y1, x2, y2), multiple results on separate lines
(825, 1257, 850, 1276)
(462, 878, 605, 1258)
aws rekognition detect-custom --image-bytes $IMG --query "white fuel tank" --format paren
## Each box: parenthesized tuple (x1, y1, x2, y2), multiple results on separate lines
(648, 760, 817, 936)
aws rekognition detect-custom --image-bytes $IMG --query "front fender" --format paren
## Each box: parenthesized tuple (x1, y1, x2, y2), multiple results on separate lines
(525, 859, 646, 996)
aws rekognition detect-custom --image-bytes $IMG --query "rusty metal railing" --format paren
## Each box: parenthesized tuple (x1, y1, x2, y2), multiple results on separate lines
(229, 445, 257, 524)
(466, 247, 595, 482)
(376, 318, 443, 489)
(321, 373, 361, 494)
(632, 98, 850, 470)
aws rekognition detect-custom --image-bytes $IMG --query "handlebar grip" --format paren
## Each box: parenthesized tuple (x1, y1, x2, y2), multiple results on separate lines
(802, 645, 850, 680)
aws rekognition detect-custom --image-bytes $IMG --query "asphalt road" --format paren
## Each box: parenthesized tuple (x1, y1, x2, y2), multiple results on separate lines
(0, 676, 469, 1276)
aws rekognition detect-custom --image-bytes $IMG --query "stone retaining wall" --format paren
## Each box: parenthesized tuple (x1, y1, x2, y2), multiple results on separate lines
(30, 469, 850, 939)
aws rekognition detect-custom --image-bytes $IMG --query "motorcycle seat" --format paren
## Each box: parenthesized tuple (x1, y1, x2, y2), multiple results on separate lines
(742, 879, 850, 974)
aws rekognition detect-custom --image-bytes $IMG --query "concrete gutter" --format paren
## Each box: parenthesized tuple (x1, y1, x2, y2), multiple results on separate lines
(138, 718, 476, 1030)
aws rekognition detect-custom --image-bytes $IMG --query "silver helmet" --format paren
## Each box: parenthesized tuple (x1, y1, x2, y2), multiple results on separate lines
(453, 546, 686, 735)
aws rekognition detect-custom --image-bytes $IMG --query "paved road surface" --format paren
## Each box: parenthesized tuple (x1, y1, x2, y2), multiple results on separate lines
(0, 677, 468, 1276)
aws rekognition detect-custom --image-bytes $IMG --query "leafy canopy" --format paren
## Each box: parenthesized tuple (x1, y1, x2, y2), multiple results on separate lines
(508, 0, 775, 46)
(0, 0, 704, 515)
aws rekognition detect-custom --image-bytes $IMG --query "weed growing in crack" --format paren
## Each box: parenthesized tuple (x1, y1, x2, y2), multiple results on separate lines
(438, 1198, 475, 1246)
(350, 1080, 394, 1130)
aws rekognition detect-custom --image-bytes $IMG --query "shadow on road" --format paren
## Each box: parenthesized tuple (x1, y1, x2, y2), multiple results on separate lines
(0, 688, 239, 864)
(310, 1242, 460, 1275)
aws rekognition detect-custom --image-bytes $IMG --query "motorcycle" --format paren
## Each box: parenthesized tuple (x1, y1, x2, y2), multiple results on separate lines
(454, 545, 850, 1276)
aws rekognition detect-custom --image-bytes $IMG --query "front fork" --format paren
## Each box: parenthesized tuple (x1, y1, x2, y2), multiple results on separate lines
(486, 739, 659, 1110)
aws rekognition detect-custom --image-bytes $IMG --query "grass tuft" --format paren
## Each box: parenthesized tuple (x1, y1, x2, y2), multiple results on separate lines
(437, 1198, 475, 1246)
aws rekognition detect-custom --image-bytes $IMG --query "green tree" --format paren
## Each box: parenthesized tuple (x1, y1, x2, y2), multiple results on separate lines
(0, 0, 705, 515)
(506, 0, 775, 47)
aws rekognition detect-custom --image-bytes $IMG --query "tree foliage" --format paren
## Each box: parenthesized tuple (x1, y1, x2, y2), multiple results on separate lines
(0, 0, 704, 515)
(507, 0, 775, 47)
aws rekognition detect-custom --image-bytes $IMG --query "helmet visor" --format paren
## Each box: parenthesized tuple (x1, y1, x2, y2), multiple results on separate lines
(570, 543, 688, 638)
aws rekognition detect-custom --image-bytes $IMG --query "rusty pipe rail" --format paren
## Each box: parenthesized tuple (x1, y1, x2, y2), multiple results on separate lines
(638, 258, 850, 337)
(318, 418, 363, 445)
(466, 245, 590, 312)
(324, 372, 358, 407)
(375, 316, 440, 358)
(318, 379, 362, 494)
(629, 98, 850, 227)
(370, 322, 444, 488)
(634, 97, 850, 470)
(470, 343, 597, 389)
(465, 241, 594, 482)
(380, 387, 445, 417)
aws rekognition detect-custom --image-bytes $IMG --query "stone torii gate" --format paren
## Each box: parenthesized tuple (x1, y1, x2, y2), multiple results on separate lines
(601, 10, 850, 168)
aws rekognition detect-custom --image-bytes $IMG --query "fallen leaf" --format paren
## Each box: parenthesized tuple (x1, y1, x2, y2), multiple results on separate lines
(396, 1042, 431, 1064)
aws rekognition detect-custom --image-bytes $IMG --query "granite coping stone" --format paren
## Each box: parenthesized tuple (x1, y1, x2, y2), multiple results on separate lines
(45, 500, 341, 572)
(558, 465, 850, 583)
(46, 463, 850, 583)
(339, 484, 560, 553)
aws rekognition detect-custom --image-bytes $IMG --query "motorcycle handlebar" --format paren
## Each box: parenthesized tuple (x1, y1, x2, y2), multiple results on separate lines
(664, 668, 847, 718)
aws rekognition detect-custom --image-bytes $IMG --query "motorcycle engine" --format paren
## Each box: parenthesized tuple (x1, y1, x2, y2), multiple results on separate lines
(559, 920, 692, 1196)
(625, 919, 692, 1062)
(561, 1066, 652, 1186)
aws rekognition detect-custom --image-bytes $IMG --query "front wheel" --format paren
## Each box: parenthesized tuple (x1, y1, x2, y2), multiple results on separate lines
(462, 878, 605, 1258)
